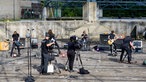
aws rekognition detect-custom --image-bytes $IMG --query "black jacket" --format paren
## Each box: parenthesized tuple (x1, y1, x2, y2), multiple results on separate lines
(12, 33, 19, 41)
(122, 36, 132, 49)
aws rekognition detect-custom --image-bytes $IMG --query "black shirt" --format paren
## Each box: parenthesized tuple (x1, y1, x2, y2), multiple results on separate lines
(109, 33, 115, 39)
(41, 39, 50, 54)
(67, 41, 76, 51)
(12, 33, 19, 41)
(122, 36, 132, 48)
(81, 34, 88, 39)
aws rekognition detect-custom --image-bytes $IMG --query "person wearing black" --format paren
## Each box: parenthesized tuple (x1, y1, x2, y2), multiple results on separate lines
(108, 30, 117, 56)
(67, 36, 77, 72)
(81, 31, 88, 41)
(119, 36, 135, 64)
(10, 31, 21, 57)
(41, 34, 55, 74)
(47, 29, 61, 54)
(81, 31, 89, 50)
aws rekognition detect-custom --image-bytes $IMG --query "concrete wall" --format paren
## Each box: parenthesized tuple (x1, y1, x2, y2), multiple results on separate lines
(0, 19, 146, 41)
(0, 20, 86, 41)
(83, 2, 97, 22)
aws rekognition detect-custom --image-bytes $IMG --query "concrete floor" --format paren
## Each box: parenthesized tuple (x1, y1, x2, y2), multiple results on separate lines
(0, 41, 146, 82)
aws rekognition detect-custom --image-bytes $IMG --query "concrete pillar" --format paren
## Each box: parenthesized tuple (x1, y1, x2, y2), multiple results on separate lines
(0, 0, 21, 20)
(42, 7, 47, 20)
(96, 5, 103, 19)
(83, 2, 97, 22)
(54, 8, 61, 18)
(14, 0, 21, 20)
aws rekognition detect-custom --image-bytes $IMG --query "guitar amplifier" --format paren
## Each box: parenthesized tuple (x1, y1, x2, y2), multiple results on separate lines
(100, 34, 109, 45)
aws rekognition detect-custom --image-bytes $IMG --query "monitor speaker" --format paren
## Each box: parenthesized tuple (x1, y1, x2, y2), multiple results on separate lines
(132, 40, 143, 53)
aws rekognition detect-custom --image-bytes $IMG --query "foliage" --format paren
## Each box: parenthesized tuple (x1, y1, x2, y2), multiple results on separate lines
(62, 7, 82, 17)
(103, 6, 146, 17)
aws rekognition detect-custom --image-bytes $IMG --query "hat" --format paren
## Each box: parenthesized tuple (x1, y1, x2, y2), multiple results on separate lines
(70, 35, 77, 41)
(45, 33, 50, 37)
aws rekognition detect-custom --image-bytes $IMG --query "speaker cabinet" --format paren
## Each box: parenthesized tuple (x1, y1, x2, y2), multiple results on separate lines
(100, 34, 109, 45)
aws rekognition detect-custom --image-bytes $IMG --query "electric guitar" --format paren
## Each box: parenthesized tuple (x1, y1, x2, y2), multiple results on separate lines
(108, 39, 116, 45)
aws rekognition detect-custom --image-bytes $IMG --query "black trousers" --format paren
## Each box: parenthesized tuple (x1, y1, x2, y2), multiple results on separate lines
(41, 53, 49, 74)
(120, 47, 132, 63)
(67, 50, 75, 71)
(10, 42, 20, 57)
(110, 43, 117, 54)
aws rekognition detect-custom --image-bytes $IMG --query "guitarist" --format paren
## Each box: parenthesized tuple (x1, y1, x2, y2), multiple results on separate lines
(108, 30, 117, 56)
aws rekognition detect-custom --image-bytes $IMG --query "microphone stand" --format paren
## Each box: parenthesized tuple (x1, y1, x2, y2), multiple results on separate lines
(25, 29, 35, 82)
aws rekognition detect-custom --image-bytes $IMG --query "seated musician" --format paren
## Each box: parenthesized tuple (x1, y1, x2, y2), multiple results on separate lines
(108, 30, 117, 56)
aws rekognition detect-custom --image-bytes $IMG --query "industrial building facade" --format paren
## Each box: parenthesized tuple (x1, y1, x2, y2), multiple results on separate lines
(0, 0, 40, 20)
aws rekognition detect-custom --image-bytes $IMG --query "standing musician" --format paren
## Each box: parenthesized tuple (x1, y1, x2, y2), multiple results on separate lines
(108, 30, 117, 56)
(47, 29, 61, 54)
(119, 36, 135, 64)
(10, 31, 21, 57)
(40, 34, 55, 74)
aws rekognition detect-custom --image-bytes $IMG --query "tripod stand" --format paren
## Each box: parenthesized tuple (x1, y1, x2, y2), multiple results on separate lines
(65, 50, 89, 74)
(65, 50, 84, 71)
(75, 50, 84, 68)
